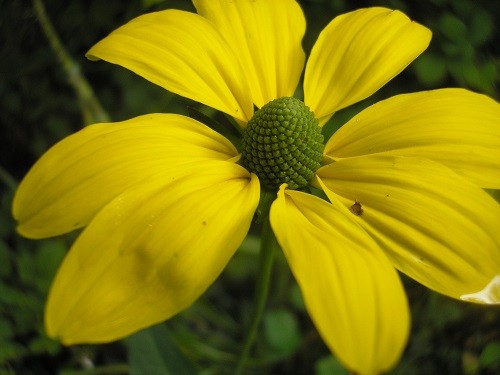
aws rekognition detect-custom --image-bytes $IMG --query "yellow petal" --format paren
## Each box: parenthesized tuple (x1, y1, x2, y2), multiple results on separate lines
(270, 186, 410, 375)
(193, 0, 305, 108)
(13, 114, 237, 238)
(45, 162, 260, 344)
(325, 89, 500, 188)
(304, 7, 431, 124)
(87, 10, 253, 123)
(317, 155, 500, 303)
(461, 276, 500, 304)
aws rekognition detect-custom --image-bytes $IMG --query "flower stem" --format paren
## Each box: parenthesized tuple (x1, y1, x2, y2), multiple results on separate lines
(234, 217, 278, 374)
(32, 0, 110, 125)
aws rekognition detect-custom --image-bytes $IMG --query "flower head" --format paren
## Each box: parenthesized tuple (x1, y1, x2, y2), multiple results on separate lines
(13, 1, 500, 374)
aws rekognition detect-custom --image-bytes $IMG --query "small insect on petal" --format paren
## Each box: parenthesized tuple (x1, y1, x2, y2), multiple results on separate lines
(349, 200, 363, 216)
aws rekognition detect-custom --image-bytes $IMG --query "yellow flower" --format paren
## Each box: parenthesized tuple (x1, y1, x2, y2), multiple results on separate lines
(12, 1, 500, 374)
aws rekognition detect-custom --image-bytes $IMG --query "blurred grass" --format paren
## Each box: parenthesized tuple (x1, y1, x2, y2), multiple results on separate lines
(0, 0, 498, 374)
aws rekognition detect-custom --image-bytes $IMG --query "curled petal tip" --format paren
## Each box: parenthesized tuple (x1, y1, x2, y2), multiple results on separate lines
(460, 275, 500, 304)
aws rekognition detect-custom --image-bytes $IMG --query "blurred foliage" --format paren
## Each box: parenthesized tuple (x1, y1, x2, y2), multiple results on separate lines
(412, 0, 498, 96)
(0, 0, 498, 374)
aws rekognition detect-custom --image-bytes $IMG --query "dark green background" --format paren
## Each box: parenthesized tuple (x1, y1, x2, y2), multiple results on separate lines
(0, 0, 498, 374)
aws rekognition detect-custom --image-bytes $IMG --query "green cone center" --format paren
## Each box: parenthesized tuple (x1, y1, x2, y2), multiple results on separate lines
(241, 97, 324, 190)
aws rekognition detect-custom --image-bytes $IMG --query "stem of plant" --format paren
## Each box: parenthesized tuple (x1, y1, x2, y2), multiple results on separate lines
(234, 216, 278, 375)
(33, 0, 110, 125)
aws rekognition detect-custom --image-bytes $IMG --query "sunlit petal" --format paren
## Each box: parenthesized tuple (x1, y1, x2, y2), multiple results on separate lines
(87, 10, 253, 123)
(194, 0, 305, 108)
(325, 89, 500, 188)
(45, 162, 260, 344)
(461, 276, 500, 304)
(13, 114, 237, 238)
(317, 155, 500, 302)
(304, 7, 431, 124)
(270, 186, 410, 374)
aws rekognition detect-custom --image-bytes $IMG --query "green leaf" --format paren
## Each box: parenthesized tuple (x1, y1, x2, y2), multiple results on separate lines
(289, 283, 305, 312)
(35, 239, 67, 292)
(438, 14, 467, 41)
(470, 10, 494, 46)
(28, 335, 61, 356)
(413, 54, 447, 86)
(314, 355, 348, 375)
(18, 239, 66, 293)
(126, 324, 198, 375)
(0, 339, 26, 364)
(479, 341, 500, 368)
(263, 309, 301, 355)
